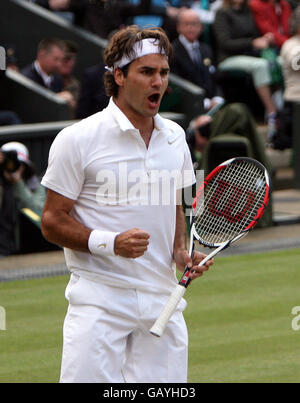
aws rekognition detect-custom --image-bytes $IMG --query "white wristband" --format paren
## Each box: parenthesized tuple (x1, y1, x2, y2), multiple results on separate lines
(88, 230, 119, 257)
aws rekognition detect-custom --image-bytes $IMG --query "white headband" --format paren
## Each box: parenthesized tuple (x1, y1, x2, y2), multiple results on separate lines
(106, 38, 166, 72)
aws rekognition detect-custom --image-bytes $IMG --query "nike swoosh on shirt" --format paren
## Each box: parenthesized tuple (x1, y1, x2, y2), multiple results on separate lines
(168, 135, 179, 144)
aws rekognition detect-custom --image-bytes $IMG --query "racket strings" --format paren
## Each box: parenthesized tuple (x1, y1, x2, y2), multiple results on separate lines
(194, 160, 267, 245)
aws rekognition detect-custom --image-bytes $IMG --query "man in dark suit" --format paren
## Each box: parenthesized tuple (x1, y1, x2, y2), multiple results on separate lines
(171, 8, 224, 111)
(21, 38, 65, 93)
(76, 63, 109, 119)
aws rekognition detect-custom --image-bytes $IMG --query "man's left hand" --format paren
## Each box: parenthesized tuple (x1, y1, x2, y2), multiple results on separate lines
(173, 249, 214, 281)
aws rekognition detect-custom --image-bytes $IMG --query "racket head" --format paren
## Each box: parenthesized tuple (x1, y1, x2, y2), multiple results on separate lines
(191, 157, 271, 248)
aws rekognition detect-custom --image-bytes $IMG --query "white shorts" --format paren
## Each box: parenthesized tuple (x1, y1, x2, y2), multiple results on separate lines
(60, 273, 188, 383)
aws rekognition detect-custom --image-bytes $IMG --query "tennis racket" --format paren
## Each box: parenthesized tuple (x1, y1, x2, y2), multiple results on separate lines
(150, 156, 271, 337)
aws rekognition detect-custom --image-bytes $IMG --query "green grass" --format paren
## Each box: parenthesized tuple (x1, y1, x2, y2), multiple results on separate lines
(185, 249, 300, 383)
(0, 276, 68, 383)
(1, 248, 300, 383)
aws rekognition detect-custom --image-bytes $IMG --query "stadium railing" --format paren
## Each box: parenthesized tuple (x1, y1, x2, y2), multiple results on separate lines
(0, 69, 70, 123)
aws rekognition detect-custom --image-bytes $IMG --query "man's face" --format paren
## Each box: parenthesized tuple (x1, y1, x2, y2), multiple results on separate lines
(115, 53, 170, 120)
(38, 45, 64, 75)
(59, 53, 76, 77)
(177, 11, 202, 43)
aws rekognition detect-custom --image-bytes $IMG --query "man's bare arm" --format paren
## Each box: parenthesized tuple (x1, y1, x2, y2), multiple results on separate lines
(41, 189, 91, 251)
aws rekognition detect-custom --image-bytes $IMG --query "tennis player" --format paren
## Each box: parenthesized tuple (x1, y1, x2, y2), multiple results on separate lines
(41, 26, 213, 383)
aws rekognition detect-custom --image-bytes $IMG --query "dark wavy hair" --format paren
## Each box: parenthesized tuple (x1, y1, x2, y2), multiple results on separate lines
(103, 25, 173, 98)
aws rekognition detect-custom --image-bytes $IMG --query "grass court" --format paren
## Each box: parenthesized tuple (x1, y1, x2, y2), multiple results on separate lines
(0, 248, 300, 383)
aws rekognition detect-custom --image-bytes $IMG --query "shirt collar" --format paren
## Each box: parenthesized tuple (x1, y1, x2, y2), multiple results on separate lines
(34, 60, 52, 87)
(179, 34, 199, 51)
(108, 97, 167, 133)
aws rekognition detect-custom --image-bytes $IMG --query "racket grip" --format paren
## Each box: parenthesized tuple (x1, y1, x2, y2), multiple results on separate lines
(150, 284, 186, 337)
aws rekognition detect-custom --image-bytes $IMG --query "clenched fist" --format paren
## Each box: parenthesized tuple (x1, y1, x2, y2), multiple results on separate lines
(114, 228, 150, 259)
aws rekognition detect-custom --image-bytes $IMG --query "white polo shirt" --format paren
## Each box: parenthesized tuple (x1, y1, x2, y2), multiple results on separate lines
(42, 98, 195, 294)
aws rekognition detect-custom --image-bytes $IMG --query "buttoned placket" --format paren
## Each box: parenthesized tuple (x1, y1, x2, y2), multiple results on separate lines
(129, 127, 160, 179)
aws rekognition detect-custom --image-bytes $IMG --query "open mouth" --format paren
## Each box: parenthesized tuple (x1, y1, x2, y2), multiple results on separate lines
(148, 93, 160, 106)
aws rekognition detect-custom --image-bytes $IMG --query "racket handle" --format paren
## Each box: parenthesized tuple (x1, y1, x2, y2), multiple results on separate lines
(150, 284, 186, 337)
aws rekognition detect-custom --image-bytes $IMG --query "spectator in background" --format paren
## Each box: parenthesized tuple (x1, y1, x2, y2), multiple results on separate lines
(272, 5, 300, 149)
(21, 38, 77, 113)
(213, 0, 279, 141)
(280, 5, 300, 102)
(59, 40, 81, 116)
(250, 0, 292, 49)
(21, 38, 64, 92)
(76, 63, 109, 119)
(0, 142, 45, 256)
(171, 8, 224, 111)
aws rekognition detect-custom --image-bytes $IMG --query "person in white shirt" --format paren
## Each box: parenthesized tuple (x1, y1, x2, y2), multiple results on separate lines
(280, 6, 300, 102)
(273, 5, 300, 149)
(41, 25, 213, 383)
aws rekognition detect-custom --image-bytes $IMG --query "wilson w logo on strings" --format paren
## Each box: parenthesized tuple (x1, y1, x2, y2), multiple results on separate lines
(208, 179, 256, 223)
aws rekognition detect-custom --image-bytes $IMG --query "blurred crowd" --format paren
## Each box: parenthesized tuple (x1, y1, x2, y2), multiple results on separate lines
(1, 0, 300, 255)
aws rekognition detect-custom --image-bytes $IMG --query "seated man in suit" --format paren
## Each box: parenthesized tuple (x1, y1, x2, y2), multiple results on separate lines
(21, 38, 65, 92)
(171, 8, 224, 111)
(21, 38, 77, 112)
